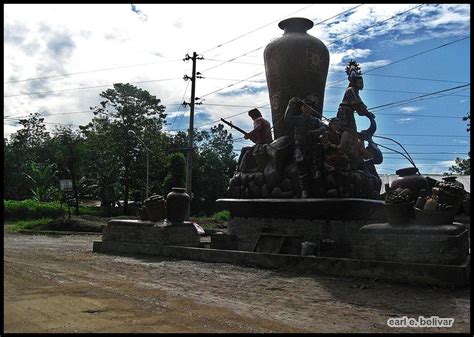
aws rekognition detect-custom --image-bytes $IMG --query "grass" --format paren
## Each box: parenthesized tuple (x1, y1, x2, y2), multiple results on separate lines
(6, 215, 106, 234)
(7, 218, 53, 233)
(4, 199, 105, 221)
(191, 210, 230, 230)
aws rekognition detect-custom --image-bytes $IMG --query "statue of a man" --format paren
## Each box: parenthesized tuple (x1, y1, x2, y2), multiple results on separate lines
(284, 95, 327, 198)
(337, 60, 375, 132)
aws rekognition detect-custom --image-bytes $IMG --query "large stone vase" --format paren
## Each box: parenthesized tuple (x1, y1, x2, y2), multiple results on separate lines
(264, 17, 330, 139)
(390, 167, 428, 200)
(166, 187, 190, 223)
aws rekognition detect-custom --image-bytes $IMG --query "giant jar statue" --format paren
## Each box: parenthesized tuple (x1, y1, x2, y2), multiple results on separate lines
(264, 17, 330, 139)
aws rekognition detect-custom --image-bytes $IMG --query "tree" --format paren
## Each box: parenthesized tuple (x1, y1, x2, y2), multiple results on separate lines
(191, 124, 237, 215)
(24, 162, 58, 202)
(88, 83, 167, 214)
(49, 126, 85, 214)
(163, 152, 186, 194)
(4, 112, 52, 199)
(447, 154, 470, 175)
(80, 116, 122, 215)
(447, 112, 470, 175)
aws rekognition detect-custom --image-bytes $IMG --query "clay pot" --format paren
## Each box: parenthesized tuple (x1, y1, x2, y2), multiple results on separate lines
(442, 176, 464, 190)
(264, 17, 330, 139)
(384, 203, 413, 225)
(166, 187, 190, 223)
(414, 208, 456, 226)
(144, 195, 166, 221)
(390, 167, 428, 200)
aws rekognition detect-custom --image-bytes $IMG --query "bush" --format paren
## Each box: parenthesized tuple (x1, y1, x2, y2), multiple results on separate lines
(210, 210, 230, 222)
(3, 199, 105, 221)
(8, 218, 53, 232)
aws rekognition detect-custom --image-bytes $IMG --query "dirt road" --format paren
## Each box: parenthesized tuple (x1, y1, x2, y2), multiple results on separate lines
(3, 232, 470, 333)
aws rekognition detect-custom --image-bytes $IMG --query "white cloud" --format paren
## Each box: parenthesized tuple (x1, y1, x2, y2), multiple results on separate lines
(3, 4, 470, 141)
(416, 161, 456, 174)
(395, 117, 415, 124)
(399, 106, 421, 113)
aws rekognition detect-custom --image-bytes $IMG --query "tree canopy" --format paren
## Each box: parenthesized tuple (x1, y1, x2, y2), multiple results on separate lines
(4, 83, 236, 216)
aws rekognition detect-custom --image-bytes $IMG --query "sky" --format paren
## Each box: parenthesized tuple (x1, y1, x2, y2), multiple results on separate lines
(3, 3, 471, 175)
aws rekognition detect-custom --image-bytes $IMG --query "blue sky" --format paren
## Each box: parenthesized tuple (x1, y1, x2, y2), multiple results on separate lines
(4, 4, 470, 175)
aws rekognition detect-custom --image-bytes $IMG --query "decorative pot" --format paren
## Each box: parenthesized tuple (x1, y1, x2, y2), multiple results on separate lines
(264, 17, 330, 139)
(442, 176, 464, 190)
(384, 203, 413, 225)
(144, 194, 166, 221)
(166, 187, 190, 223)
(390, 167, 428, 200)
(414, 207, 456, 226)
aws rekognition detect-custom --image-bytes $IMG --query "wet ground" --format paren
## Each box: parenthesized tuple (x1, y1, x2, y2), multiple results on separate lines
(3, 232, 470, 333)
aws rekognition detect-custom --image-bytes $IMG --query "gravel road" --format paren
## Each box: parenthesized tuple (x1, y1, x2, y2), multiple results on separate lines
(3, 232, 470, 333)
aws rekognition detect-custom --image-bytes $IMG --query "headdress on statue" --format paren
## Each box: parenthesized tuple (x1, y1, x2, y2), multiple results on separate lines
(345, 59, 362, 81)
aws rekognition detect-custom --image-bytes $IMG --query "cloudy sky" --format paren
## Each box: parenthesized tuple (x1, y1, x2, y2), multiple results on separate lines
(4, 3, 470, 174)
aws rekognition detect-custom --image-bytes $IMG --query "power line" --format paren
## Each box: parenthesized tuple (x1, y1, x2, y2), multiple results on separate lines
(381, 152, 469, 155)
(377, 144, 470, 147)
(327, 86, 470, 98)
(4, 59, 183, 84)
(363, 73, 469, 84)
(374, 112, 465, 119)
(201, 4, 367, 74)
(198, 72, 264, 99)
(369, 84, 470, 111)
(207, 72, 470, 86)
(326, 4, 424, 48)
(4, 78, 182, 98)
(200, 4, 317, 55)
(366, 36, 470, 74)
(170, 81, 191, 131)
(383, 157, 466, 161)
(195, 103, 271, 129)
(327, 35, 470, 87)
(197, 77, 470, 98)
(4, 102, 186, 120)
(378, 133, 469, 138)
(3, 102, 263, 120)
(193, 84, 470, 131)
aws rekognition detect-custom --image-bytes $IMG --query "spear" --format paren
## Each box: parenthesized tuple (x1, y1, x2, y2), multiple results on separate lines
(220, 118, 247, 135)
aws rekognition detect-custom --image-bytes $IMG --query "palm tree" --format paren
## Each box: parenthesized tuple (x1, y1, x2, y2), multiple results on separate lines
(24, 162, 58, 202)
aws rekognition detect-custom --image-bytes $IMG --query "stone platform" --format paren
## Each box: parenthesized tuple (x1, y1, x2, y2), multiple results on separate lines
(352, 222, 469, 265)
(217, 198, 386, 256)
(92, 200, 470, 288)
(101, 219, 202, 247)
(217, 198, 386, 220)
(92, 240, 470, 288)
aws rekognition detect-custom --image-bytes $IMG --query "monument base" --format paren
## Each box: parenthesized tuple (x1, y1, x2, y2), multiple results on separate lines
(102, 219, 202, 247)
(352, 222, 469, 265)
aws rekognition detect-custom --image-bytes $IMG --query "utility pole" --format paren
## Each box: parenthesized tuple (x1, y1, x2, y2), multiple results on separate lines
(183, 52, 203, 198)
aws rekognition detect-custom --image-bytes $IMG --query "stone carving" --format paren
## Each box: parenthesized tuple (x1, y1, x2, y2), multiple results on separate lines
(228, 58, 383, 199)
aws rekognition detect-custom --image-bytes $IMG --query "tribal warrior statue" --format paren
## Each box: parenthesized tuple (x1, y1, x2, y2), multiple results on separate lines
(337, 60, 375, 132)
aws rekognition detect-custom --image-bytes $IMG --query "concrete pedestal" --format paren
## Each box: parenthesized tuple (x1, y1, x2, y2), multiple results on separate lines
(352, 222, 469, 265)
(101, 219, 201, 247)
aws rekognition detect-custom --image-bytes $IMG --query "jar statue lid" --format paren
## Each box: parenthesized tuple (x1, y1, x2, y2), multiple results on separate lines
(171, 187, 186, 193)
(278, 17, 314, 33)
(442, 176, 458, 182)
(395, 167, 419, 177)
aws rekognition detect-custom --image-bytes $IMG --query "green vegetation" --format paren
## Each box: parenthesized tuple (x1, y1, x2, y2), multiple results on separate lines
(191, 210, 230, 231)
(4, 83, 236, 217)
(7, 218, 53, 233)
(210, 210, 230, 222)
(4, 199, 104, 221)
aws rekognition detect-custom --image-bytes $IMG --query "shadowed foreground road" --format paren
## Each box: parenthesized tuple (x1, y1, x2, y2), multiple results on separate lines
(3, 232, 470, 333)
